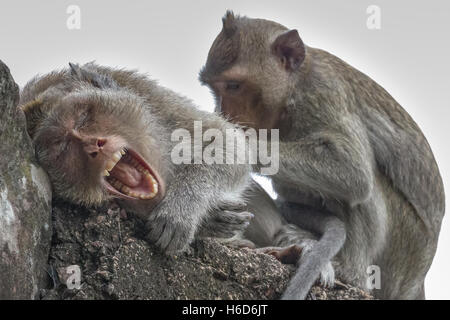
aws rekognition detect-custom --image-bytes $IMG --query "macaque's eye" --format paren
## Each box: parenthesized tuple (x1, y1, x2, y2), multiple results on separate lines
(225, 81, 241, 92)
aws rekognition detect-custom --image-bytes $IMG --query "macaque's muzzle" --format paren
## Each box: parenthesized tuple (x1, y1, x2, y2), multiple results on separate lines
(102, 148, 165, 204)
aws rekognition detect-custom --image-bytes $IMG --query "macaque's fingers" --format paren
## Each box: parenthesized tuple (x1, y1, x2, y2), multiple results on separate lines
(198, 209, 253, 239)
(146, 210, 194, 253)
(258, 245, 303, 265)
(318, 262, 335, 288)
(218, 199, 247, 212)
(221, 238, 256, 249)
(216, 210, 254, 226)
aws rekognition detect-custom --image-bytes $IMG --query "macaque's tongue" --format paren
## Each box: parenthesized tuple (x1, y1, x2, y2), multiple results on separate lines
(109, 161, 142, 187)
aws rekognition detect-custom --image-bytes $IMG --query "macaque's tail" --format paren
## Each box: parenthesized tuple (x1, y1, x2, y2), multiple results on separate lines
(280, 208, 346, 300)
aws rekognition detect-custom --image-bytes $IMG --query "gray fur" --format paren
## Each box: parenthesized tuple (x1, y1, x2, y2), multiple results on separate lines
(200, 11, 445, 299)
(20, 62, 253, 254)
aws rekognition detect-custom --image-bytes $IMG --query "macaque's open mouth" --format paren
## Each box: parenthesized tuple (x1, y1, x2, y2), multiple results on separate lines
(102, 148, 161, 201)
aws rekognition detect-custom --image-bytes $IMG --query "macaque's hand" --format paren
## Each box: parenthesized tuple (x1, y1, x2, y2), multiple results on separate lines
(198, 200, 254, 239)
(145, 205, 199, 253)
(146, 200, 253, 253)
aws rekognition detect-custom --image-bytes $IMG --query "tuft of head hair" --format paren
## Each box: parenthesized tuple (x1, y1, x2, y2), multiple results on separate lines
(69, 62, 118, 89)
(222, 10, 237, 37)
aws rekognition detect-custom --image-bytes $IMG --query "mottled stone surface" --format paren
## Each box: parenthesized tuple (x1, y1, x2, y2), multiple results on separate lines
(0, 59, 53, 299)
(42, 201, 291, 299)
(42, 200, 373, 300)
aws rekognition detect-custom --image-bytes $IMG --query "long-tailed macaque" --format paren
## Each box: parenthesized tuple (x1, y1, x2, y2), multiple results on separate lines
(200, 11, 445, 299)
(20, 62, 254, 253)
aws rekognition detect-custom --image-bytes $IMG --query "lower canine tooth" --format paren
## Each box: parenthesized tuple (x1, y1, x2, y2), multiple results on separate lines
(103, 170, 110, 176)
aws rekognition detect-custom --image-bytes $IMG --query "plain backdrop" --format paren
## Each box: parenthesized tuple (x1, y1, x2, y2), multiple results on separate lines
(1, 0, 448, 299)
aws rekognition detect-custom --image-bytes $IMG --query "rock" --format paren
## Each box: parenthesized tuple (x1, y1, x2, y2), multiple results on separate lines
(0, 60, 53, 299)
(42, 201, 290, 299)
(42, 200, 373, 300)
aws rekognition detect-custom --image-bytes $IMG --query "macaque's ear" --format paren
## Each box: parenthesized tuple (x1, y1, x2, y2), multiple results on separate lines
(222, 10, 237, 37)
(21, 98, 45, 138)
(69, 62, 117, 89)
(271, 30, 305, 71)
(69, 62, 83, 79)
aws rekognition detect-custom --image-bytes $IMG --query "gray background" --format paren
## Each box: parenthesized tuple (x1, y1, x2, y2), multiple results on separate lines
(0, 0, 448, 299)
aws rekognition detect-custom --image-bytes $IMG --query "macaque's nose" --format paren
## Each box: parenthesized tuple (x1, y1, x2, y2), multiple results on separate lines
(84, 138, 107, 159)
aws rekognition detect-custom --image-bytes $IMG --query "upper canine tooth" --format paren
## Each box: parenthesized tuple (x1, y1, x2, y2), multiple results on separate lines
(112, 151, 122, 162)
(103, 170, 110, 176)
(105, 160, 116, 171)
(120, 149, 126, 155)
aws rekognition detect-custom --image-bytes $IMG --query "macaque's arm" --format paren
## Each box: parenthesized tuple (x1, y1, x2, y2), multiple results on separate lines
(275, 125, 374, 205)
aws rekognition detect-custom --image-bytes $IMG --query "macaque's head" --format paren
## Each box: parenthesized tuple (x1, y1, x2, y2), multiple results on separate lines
(200, 11, 305, 130)
(21, 64, 165, 207)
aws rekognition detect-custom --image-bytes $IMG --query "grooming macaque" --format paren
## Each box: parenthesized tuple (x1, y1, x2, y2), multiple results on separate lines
(200, 11, 445, 299)
(20, 62, 254, 253)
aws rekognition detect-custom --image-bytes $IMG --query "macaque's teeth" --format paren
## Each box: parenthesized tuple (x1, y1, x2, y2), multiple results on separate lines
(144, 172, 159, 194)
(105, 151, 123, 171)
(121, 185, 130, 193)
(103, 170, 110, 177)
(105, 160, 117, 171)
(120, 149, 126, 155)
(139, 193, 156, 200)
(129, 191, 138, 198)
(112, 151, 122, 162)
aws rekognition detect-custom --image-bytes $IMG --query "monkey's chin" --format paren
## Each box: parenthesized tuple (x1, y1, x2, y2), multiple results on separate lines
(102, 148, 165, 204)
